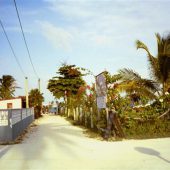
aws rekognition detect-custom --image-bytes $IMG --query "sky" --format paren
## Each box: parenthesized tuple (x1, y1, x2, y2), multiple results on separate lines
(0, 0, 170, 104)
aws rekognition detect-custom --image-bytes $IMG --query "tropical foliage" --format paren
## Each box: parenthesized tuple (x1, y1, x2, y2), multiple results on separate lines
(47, 33, 170, 140)
(47, 64, 87, 99)
(0, 75, 18, 99)
(48, 64, 91, 118)
(29, 88, 44, 119)
(118, 68, 160, 100)
(136, 33, 170, 105)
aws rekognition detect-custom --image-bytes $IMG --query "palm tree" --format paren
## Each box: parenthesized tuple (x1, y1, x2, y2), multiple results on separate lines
(0, 75, 18, 99)
(29, 89, 44, 119)
(136, 33, 170, 99)
(118, 68, 160, 100)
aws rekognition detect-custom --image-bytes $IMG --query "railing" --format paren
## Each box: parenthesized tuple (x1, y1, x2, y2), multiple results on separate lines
(0, 108, 34, 142)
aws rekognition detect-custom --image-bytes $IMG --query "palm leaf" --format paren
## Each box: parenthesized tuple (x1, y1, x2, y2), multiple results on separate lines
(118, 68, 159, 99)
(136, 40, 161, 81)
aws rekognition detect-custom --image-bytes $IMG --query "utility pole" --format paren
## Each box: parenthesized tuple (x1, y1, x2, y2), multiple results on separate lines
(38, 78, 40, 92)
(25, 77, 29, 108)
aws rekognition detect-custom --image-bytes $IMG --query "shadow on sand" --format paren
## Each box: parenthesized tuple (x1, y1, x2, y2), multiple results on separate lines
(135, 147, 170, 164)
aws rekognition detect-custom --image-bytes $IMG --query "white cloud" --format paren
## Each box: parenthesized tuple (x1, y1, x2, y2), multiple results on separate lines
(41, 0, 170, 50)
(38, 21, 73, 50)
(94, 35, 112, 45)
(45, 0, 96, 18)
(42, 1, 146, 46)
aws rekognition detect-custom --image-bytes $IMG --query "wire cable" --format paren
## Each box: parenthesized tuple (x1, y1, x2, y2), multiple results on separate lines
(0, 19, 25, 77)
(13, 0, 39, 78)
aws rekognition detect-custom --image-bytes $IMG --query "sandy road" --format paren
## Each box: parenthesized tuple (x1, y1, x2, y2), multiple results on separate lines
(0, 115, 169, 170)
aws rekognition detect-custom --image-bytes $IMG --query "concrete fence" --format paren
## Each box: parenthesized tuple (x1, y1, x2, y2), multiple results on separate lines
(0, 108, 34, 142)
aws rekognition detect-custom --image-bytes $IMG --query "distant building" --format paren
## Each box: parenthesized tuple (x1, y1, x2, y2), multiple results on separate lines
(0, 96, 26, 109)
(49, 101, 59, 114)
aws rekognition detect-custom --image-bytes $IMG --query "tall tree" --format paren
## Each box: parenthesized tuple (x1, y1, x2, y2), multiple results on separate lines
(136, 33, 170, 98)
(47, 64, 88, 117)
(29, 89, 44, 119)
(47, 64, 87, 99)
(0, 75, 18, 99)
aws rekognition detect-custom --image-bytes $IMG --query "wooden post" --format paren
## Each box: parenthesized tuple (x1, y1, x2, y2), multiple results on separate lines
(76, 107, 78, 121)
(84, 108, 87, 126)
(80, 107, 83, 123)
(97, 108, 100, 121)
(25, 77, 29, 108)
(90, 107, 94, 129)
(68, 108, 70, 117)
(73, 108, 76, 120)
(38, 78, 40, 92)
(106, 107, 109, 127)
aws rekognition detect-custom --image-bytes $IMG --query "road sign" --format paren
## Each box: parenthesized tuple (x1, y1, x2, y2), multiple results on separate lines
(96, 72, 107, 108)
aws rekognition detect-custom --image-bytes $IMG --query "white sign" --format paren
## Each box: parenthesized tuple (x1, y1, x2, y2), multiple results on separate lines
(96, 72, 107, 108)
(97, 96, 107, 109)
(0, 111, 8, 126)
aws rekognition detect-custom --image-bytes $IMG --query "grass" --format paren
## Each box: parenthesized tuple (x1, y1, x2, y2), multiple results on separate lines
(64, 115, 170, 141)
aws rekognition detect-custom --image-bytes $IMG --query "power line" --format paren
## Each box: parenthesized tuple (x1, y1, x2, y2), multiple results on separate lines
(0, 19, 25, 77)
(13, 0, 39, 78)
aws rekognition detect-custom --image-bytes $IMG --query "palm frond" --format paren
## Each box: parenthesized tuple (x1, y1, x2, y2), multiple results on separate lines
(136, 40, 151, 56)
(136, 39, 160, 81)
(163, 33, 170, 55)
(156, 33, 163, 54)
(119, 68, 141, 82)
(140, 78, 160, 92)
(118, 68, 159, 99)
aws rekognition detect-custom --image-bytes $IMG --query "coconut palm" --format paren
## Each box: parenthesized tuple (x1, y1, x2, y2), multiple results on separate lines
(118, 68, 160, 100)
(136, 33, 170, 98)
(0, 75, 18, 99)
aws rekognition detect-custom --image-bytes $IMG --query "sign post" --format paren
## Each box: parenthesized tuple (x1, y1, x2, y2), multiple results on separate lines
(95, 72, 108, 125)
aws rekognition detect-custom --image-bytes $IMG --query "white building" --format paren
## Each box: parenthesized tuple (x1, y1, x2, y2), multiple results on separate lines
(0, 97, 26, 109)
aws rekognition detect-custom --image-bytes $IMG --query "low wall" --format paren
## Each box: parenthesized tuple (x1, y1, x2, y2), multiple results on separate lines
(0, 108, 34, 142)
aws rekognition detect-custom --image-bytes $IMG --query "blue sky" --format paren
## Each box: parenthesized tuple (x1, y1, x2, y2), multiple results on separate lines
(0, 0, 170, 104)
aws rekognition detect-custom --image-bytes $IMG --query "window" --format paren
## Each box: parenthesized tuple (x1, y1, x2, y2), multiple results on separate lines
(7, 103, 13, 109)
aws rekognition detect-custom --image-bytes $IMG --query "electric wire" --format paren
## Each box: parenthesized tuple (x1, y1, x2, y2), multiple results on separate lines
(13, 0, 39, 78)
(0, 19, 25, 77)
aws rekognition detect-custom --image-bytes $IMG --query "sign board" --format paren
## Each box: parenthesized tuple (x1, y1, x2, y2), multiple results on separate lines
(96, 72, 107, 108)
(0, 111, 8, 126)
(97, 96, 107, 109)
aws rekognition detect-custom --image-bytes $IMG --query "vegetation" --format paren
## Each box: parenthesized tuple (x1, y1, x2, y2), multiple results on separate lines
(47, 63, 90, 118)
(47, 33, 170, 140)
(136, 33, 170, 108)
(0, 75, 18, 99)
(118, 68, 160, 99)
(47, 64, 87, 98)
(29, 89, 44, 119)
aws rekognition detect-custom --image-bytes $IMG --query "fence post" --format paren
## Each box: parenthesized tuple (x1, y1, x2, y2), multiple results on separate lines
(67, 108, 69, 117)
(73, 108, 76, 121)
(80, 107, 83, 123)
(84, 108, 87, 127)
(97, 108, 100, 121)
(106, 108, 109, 127)
(76, 107, 79, 121)
(90, 107, 94, 129)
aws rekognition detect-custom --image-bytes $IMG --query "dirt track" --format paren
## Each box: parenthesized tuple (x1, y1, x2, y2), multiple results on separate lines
(0, 115, 169, 170)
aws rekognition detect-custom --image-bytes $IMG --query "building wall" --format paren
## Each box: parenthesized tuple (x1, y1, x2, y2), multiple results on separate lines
(0, 98, 22, 109)
(0, 108, 34, 142)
